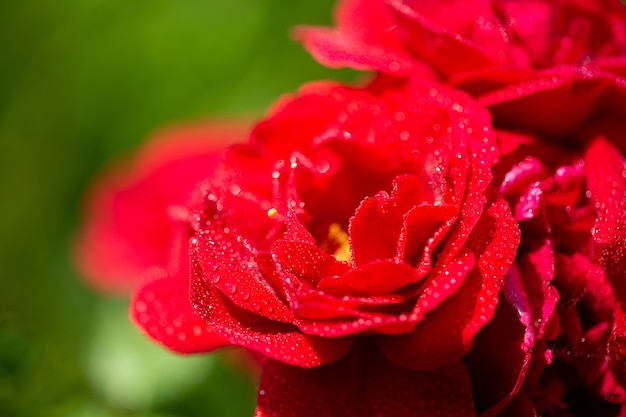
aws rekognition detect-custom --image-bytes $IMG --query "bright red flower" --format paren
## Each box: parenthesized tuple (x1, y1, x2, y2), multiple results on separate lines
(173, 79, 520, 416)
(465, 136, 626, 416)
(299, 3, 626, 414)
(296, 0, 626, 93)
(296, 0, 626, 156)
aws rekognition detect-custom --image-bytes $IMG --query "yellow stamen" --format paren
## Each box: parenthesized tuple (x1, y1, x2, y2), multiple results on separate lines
(328, 223, 351, 263)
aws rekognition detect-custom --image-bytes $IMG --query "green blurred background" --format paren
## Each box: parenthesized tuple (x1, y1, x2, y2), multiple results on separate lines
(0, 1, 355, 416)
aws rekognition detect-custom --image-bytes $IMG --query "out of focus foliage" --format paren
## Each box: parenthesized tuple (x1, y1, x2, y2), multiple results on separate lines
(0, 1, 354, 416)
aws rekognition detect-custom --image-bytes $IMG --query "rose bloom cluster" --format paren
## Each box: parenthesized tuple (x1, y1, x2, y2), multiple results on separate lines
(75, 1, 626, 416)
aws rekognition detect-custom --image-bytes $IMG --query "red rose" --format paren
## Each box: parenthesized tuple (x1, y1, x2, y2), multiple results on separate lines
(296, 0, 626, 93)
(141, 79, 521, 416)
(460, 136, 625, 416)
(299, 3, 626, 413)
(473, 29, 626, 413)
(296, 0, 626, 150)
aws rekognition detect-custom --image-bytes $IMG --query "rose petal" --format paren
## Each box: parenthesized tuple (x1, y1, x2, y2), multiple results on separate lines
(349, 191, 406, 266)
(293, 0, 435, 76)
(400, 203, 458, 270)
(294, 26, 424, 75)
(584, 137, 626, 305)
(465, 298, 534, 416)
(192, 229, 296, 323)
(335, 0, 404, 49)
(255, 345, 475, 417)
(130, 266, 228, 354)
(379, 197, 519, 370)
(481, 68, 626, 139)
(609, 307, 626, 388)
(515, 239, 560, 339)
(496, 391, 537, 417)
(191, 269, 353, 368)
(386, 0, 503, 75)
(74, 122, 245, 293)
(349, 174, 457, 267)
(318, 259, 419, 297)
(272, 240, 350, 287)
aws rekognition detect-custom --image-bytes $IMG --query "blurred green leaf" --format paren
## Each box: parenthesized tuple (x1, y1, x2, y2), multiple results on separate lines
(85, 299, 216, 411)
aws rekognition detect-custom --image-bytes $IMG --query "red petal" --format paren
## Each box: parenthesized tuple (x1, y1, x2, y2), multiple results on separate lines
(271, 240, 349, 287)
(130, 266, 228, 354)
(74, 122, 245, 293)
(191, 273, 353, 368)
(377, 250, 475, 370)
(584, 137, 626, 305)
(465, 299, 534, 416)
(400, 203, 457, 270)
(294, 0, 433, 75)
(499, 156, 547, 197)
(192, 229, 297, 324)
(255, 345, 474, 417)
(349, 191, 405, 266)
(481, 68, 626, 139)
(318, 259, 418, 297)
(349, 174, 456, 267)
(282, 208, 316, 244)
(249, 82, 360, 158)
(295, 26, 423, 75)
(291, 288, 408, 331)
(379, 197, 519, 370)
(512, 239, 559, 340)
(609, 307, 626, 388)
(335, 0, 404, 49)
(496, 391, 538, 417)
(386, 0, 503, 75)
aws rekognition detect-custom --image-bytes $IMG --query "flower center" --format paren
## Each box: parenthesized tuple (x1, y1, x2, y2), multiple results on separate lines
(328, 223, 351, 263)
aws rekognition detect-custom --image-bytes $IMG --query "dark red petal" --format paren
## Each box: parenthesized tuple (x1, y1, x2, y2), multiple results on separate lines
(254, 345, 475, 417)
(609, 307, 626, 388)
(584, 138, 626, 306)
(465, 298, 534, 416)
(130, 266, 228, 354)
(377, 250, 474, 370)
(191, 270, 353, 368)
(379, 197, 519, 370)
(596, 56, 626, 79)
(514, 239, 560, 339)
(481, 68, 626, 139)
(496, 391, 537, 417)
